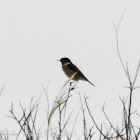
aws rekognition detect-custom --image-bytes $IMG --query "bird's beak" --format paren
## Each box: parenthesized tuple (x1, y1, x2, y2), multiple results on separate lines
(57, 60, 60, 62)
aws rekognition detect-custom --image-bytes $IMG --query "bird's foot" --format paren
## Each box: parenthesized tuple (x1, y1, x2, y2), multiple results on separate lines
(69, 81, 78, 90)
(70, 81, 74, 86)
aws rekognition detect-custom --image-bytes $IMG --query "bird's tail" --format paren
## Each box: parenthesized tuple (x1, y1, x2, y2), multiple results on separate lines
(84, 77, 95, 87)
(87, 80, 95, 87)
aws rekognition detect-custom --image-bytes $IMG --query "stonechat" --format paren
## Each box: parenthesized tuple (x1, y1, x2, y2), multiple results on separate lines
(58, 57, 95, 87)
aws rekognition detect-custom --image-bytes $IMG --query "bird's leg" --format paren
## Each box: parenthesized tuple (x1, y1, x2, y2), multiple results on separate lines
(70, 81, 78, 90)
(73, 81, 78, 88)
(70, 81, 75, 86)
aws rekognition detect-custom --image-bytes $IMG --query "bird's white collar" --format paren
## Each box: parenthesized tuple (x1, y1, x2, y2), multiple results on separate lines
(64, 62, 71, 65)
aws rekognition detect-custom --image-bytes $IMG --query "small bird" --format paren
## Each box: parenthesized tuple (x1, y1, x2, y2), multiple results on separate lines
(58, 57, 95, 87)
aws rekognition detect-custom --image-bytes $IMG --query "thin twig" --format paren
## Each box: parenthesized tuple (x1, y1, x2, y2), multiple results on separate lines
(84, 96, 109, 139)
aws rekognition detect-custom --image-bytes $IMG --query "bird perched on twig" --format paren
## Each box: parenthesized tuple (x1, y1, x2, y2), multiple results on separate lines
(58, 58, 95, 87)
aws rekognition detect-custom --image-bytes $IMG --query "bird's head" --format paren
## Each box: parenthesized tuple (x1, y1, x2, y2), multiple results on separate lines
(58, 58, 72, 65)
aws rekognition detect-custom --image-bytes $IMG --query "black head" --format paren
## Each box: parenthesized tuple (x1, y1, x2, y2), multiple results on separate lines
(59, 58, 72, 65)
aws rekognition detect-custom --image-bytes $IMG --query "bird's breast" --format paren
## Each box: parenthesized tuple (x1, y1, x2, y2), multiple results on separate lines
(62, 64, 75, 78)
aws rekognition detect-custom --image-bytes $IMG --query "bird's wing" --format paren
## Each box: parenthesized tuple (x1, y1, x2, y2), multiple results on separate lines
(67, 63, 95, 87)
(67, 64, 80, 73)
(67, 64, 85, 77)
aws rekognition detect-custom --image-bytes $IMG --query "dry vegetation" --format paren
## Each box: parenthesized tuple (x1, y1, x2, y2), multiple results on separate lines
(0, 13, 140, 140)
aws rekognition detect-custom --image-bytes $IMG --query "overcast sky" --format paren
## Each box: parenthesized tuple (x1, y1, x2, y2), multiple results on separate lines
(0, 0, 140, 139)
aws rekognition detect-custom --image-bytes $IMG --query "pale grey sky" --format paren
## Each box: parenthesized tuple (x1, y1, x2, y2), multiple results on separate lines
(0, 0, 140, 139)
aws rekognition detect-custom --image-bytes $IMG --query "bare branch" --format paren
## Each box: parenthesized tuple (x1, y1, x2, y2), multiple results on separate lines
(84, 96, 109, 139)
(132, 61, 140, 87)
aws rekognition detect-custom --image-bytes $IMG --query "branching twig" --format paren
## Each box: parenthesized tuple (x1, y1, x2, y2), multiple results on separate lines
(84, 96, 109, 139)
(113, 10, 140, 140)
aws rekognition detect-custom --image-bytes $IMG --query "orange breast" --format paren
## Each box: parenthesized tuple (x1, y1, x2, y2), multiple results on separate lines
(62, 64, 75, 78)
